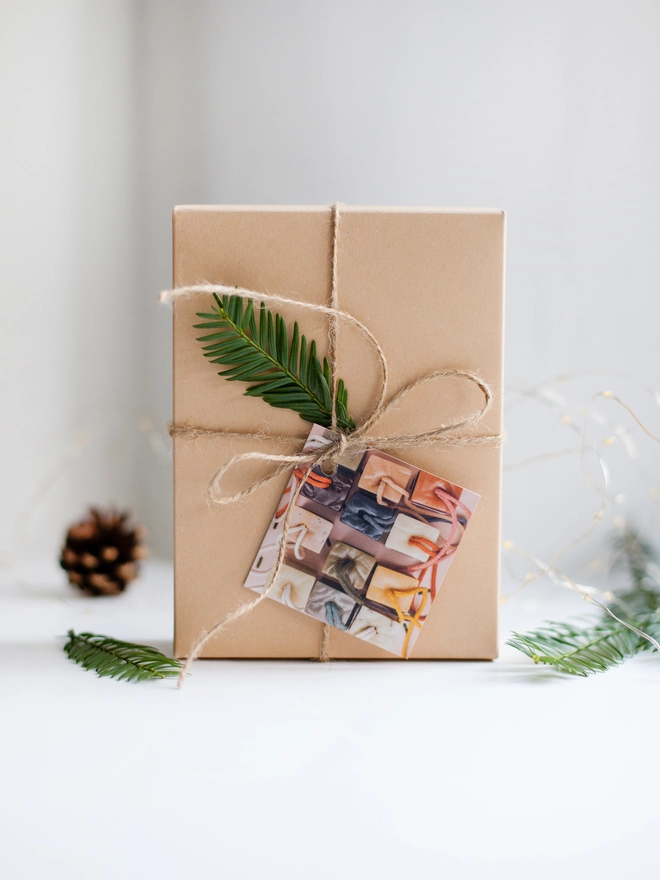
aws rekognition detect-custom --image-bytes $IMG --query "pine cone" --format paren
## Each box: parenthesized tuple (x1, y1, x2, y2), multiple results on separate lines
(60, 508, 147, 596)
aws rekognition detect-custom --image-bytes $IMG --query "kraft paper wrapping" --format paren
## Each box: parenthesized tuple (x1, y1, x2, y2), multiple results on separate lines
(172, 206, 505, 660)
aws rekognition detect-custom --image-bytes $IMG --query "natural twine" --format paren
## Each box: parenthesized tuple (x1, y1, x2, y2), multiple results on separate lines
(161, 204, 502, 686)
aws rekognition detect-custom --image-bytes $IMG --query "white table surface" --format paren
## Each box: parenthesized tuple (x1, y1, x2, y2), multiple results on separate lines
(1, 560, 657, 880)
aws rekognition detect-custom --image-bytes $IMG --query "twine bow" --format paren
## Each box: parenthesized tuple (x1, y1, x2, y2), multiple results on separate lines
(161, 204, 502, 684)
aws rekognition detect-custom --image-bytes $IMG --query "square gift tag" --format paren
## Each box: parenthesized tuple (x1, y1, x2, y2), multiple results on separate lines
(245, 425, 480, 658)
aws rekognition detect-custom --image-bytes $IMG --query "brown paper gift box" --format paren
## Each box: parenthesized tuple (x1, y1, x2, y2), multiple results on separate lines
(172, 206, 505, 660)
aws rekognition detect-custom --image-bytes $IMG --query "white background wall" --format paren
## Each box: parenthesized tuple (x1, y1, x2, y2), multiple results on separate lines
(2, 0, 659, 577)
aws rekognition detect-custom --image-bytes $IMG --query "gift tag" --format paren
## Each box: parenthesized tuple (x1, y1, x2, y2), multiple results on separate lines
(244, 425, 480, 658)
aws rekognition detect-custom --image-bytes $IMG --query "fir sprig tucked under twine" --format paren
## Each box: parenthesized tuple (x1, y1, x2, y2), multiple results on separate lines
(195, 293, 355, 433)
(63, 630, 183, 683)
(507, 528, 660, 676)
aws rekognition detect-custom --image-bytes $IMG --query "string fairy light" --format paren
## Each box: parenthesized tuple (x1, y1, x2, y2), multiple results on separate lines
(501, 536, 660, 653)
(502, 371, 660, 625)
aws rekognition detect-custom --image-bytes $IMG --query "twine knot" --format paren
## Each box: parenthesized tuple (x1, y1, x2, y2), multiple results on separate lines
(317, 430, 356, 475)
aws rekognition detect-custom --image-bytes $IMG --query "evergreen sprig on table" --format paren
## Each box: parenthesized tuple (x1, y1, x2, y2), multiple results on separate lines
(63, 631, 182, 682)
(507, 528, 660, 676)
(195, 293, 355, 432)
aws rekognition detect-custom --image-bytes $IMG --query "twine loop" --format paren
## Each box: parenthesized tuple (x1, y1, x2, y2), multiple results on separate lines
(192, 363, 497, 511)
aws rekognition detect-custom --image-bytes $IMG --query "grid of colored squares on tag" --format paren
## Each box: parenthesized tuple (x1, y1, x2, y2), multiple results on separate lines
(245, 425, 480, 658)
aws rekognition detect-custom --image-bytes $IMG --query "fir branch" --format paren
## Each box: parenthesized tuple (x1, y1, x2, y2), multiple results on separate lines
(507, 527, 660, 676)
(63, 630, 183, 683)
(195, 293, 356, 432)
(507, 618, 643, 676)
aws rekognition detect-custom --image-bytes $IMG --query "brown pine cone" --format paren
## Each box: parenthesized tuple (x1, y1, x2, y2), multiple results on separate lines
(60, 508, 148, 596)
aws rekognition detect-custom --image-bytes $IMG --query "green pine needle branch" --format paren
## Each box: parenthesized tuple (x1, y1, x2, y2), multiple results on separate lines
(507, 527, 660, 677)
(64, 630, 183, 683)
(195, 293, 356, 433)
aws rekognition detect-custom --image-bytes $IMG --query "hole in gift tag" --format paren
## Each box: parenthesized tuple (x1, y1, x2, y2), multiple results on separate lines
(321, 461, 338, 476)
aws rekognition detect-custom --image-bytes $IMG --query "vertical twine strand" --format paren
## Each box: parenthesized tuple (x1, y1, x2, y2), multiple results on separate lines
(328, 202, 342, 432)
(321, 203, 343, 659)
(319, 623, 331, 663)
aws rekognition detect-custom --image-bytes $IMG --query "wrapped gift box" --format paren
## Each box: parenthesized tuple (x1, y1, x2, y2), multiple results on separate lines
(171, 206, 505, 659)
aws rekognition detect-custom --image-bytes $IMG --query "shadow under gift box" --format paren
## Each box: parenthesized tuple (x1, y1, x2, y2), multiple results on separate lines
(171, 206, 505, 660)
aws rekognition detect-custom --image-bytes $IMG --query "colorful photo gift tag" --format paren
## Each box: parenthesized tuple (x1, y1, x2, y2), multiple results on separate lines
(245, 425, 480, 658)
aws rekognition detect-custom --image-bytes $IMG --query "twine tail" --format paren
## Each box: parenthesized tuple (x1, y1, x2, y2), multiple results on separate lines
(177, 465, 313, 688)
